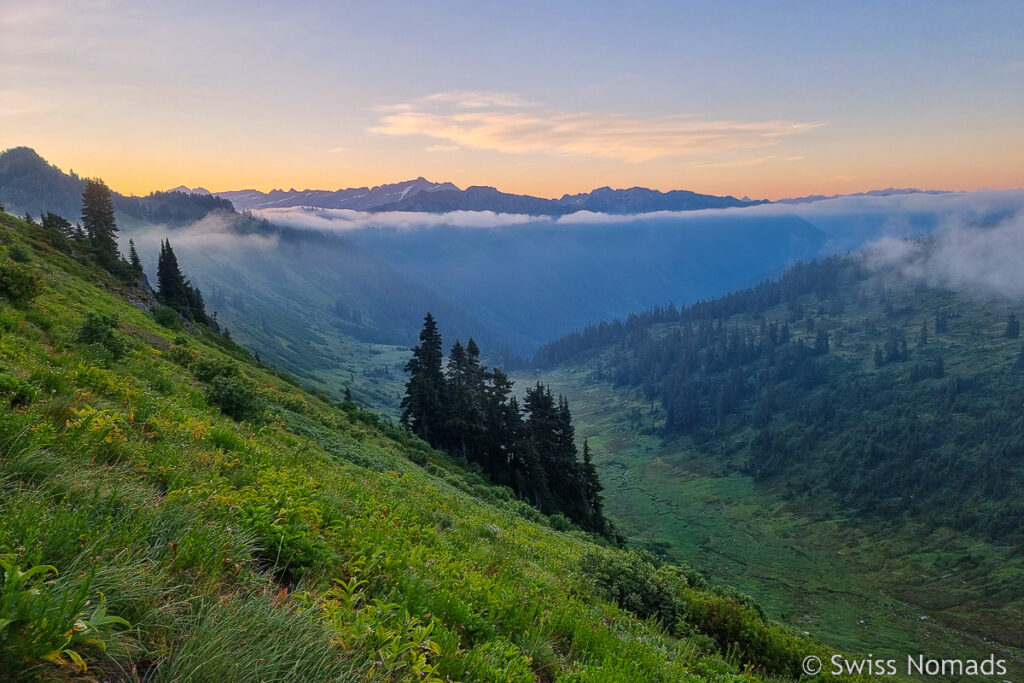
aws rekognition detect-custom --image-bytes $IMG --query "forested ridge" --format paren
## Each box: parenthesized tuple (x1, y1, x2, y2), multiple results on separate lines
(535, 254, 1024, 546)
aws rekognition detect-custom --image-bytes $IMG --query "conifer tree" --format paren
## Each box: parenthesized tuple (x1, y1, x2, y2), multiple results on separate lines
(444, 340, 476, 459)
(481, 367, 520, 480)
(157, 239, 207, 322)
(81, 179, 120, 270)
(157, 240, 189, 311)
(580, 439, 606, 531)
(401, 313, 446, 443)
(128, 239, 142, 273)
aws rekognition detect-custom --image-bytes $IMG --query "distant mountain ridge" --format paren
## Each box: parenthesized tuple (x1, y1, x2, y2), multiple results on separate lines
(775, 187, 952, 205)
(214, 178, 459, 211)
(217, 181, 767, 216)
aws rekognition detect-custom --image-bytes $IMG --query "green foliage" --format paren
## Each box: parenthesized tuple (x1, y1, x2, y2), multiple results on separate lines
(157, 239, 207, 323)
(0, 208, 838, 681)
(205, 374, 262, 421)
(7, 243, 30, 263)
(404, 315, 611, 535)
(582, 549, 689, 628)
(322, 577, 444, 681)
(0, 371, 37, 406)
(0, 556, 130, 675)
(581, 549, 815, 677)
(190, 354, 238, 382)
(0, 259, 39, 301)
(76, 312, 128, 360)
(153, 305, 183, 330)
(80, 179, 121, 272)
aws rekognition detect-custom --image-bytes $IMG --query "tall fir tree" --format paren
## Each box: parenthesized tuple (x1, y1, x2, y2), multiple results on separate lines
(401, 313, 446, 443)
(157, 240, 189, 311)
(128, 239, 142, 273)
(81, 179, 120, 270)
(580, 439, 606, 533)
(156, 240, 207, 323)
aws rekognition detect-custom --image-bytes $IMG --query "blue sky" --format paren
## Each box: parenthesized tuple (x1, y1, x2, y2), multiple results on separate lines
(1, 1, 1021, 198)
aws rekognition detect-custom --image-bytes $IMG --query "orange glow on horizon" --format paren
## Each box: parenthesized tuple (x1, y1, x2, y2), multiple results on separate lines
(16, 141, 1023, 204)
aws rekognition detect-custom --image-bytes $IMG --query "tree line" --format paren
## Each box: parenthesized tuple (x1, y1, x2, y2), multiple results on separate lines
(401, 313, 610, 535)
(25, 179, 211, 326)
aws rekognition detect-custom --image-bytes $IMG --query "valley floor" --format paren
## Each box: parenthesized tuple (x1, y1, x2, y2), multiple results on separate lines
(516, 367, 1024, 679)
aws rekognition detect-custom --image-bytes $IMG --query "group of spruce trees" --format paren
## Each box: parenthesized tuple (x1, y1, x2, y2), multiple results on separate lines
(401, 314, 609, 535)
(28, 179, 209, 325)
(156, 239, 208, 324)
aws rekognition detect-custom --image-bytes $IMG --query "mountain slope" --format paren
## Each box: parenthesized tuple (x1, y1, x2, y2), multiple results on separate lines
(525, 251, 1024, 670)
(0, 210, 841, 681)
(341, 213, 837, 350)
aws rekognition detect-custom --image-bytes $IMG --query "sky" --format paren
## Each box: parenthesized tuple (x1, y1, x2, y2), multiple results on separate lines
(1, 0, 1022, 200)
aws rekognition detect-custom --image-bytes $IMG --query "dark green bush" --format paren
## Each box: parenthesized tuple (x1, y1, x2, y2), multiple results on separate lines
(206, 374, 262, 421)
(0, 260, 39, 301)
(76, 312, 128, 359)
(153, 305, 183, 330)
(0, 372, 37, 406)
(7, 243, 31, 263)
(548, 513, 573, 532)
(683, 592, 809, 678)
(583, 548, 811, 677)
(192, 355, 239, 382)
(581, 549, 686, 628)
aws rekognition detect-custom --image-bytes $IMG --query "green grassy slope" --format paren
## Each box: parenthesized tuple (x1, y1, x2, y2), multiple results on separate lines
(0, 212, 847, 681)
(520, 260, 1024, 676)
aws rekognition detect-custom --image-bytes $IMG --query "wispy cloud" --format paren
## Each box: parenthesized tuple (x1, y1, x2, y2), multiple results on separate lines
(865, 210, 1024, 299)
(370, 91, 823, 163)
(328, 147, 346, 154)
(420, 90, 533, 108)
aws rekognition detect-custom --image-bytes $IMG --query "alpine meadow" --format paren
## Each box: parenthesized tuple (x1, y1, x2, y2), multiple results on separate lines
(2, 2, 1024, 682)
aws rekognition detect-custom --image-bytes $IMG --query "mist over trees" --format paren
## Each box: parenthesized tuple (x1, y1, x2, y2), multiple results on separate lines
(157, 239, 208, 323)
(535, 253, 1024, 546)
(402, 313, 609, 535)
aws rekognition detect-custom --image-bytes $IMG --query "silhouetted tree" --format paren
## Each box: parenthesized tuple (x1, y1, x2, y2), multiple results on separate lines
(81, 179, 120, 270)
(401, 313, 446, 443)
(128, 239, 142, 273)
(157, 239, 207, 322)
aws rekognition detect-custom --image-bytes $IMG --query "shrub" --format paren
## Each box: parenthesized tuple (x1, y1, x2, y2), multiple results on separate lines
(191, 355, 239, 382)
(206, 374, 262, 421)
(7, 243, 31, 263)
(548, 513, 573, 532)
(76, 312, 128, 359)
(0, 260, 39, 301)
(0, 372, 37, 406)
(581, 549, 685, 628)
(153, 305, 183, 330)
